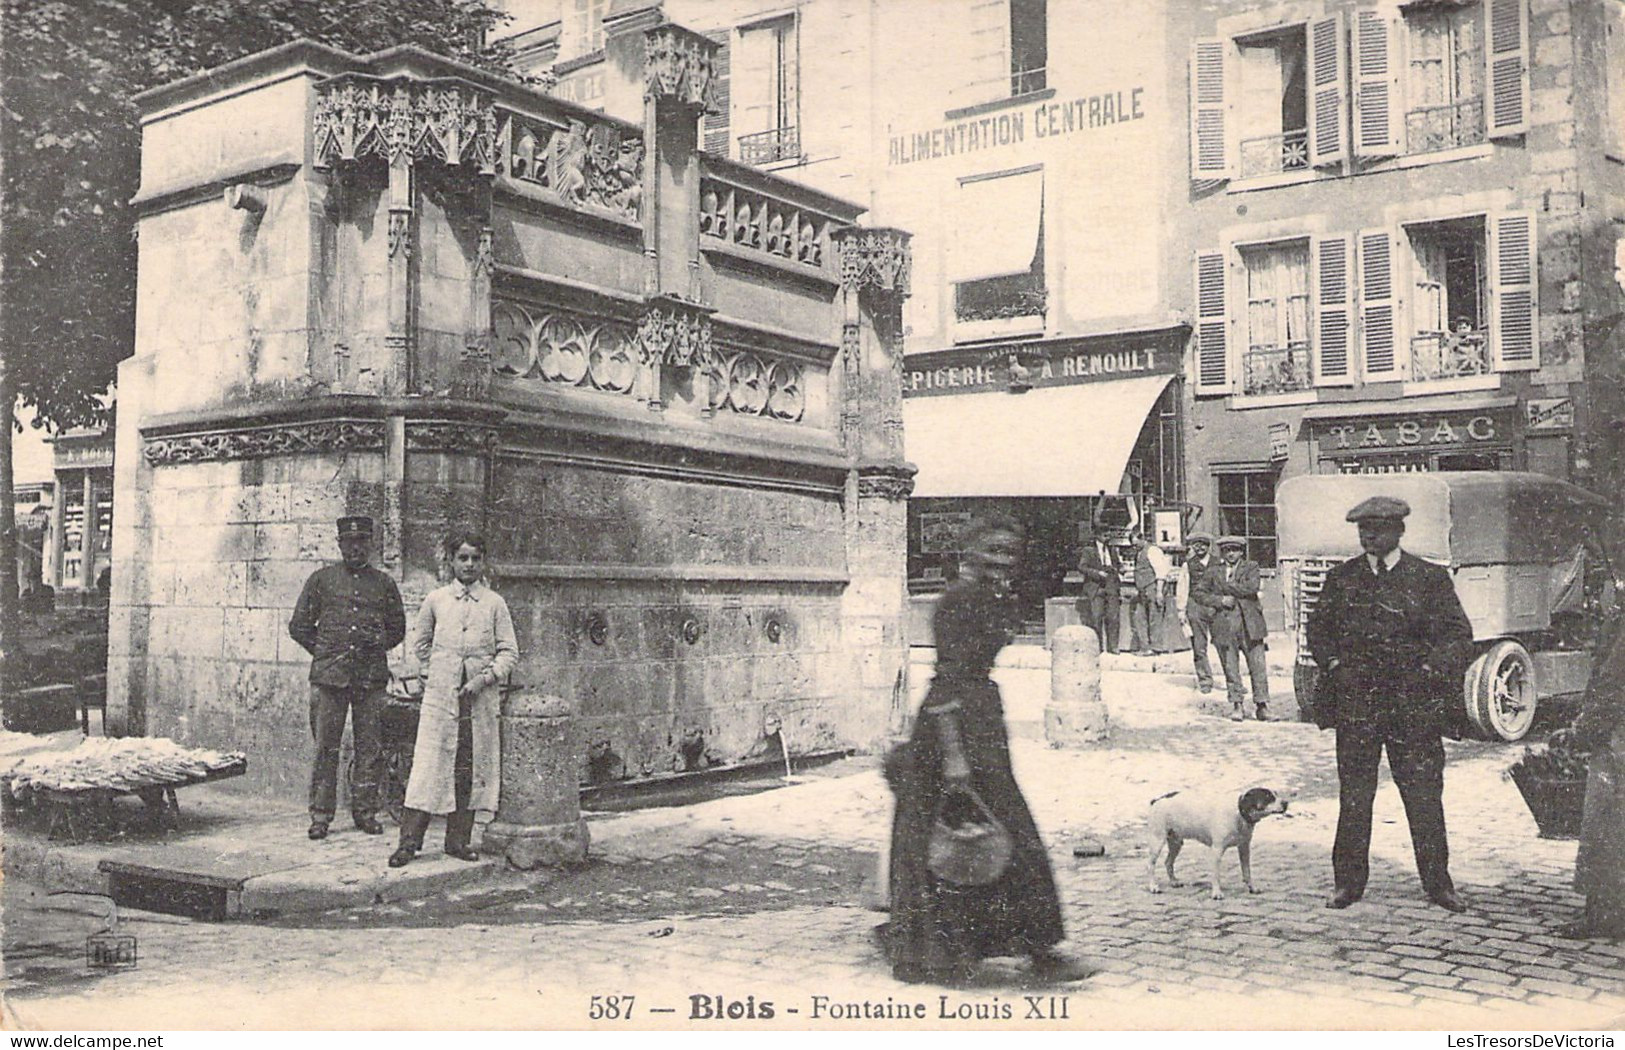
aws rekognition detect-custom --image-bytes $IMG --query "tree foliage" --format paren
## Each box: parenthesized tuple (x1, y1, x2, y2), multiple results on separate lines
(1, 0, 516, 432)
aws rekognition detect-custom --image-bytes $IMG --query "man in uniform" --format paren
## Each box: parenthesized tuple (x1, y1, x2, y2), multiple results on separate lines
(1306, 496, 1475, 912)
(288, 516, 407, 840)
(1177, 532, 1218, 693)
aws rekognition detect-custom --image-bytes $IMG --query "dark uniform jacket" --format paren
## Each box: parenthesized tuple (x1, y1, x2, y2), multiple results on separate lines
(288, 564, 407, 688)
(1305, 551, 1474, 734)
(1183, 553, 1217, 623)
(1075, 541, 1119, 601)
(1203, 557, 1268, 647)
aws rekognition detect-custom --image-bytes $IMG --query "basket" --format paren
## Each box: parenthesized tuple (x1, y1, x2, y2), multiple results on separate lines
(1509, 763, 1586, 839)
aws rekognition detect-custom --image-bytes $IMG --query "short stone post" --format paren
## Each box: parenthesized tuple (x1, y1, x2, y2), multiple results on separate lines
(1046, 625, 1109, 746)
(483, 694, 589, 869)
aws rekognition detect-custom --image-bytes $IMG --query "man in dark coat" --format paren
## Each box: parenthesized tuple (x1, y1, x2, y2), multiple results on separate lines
(288, 516, 407, 841)
(1306, 496, 1475, 913)
(1075, 529, 1121, 654)
(1180, 532, 1218, 693)
(1208, 535, 1270, 721)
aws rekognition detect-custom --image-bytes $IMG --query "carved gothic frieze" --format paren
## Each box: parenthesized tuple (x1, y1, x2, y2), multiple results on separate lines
(644, 24, 719, 111)
(406, 421, 498, 454)
(493, 300, 640, 397)
(835, 227, 912, 298)
(840, 322, 861, 374)
(704, 349, 806, 422)
(497, 114, 644, 223)
(312, 74, 497, 174)
(387, 212, 412, 259)
(637, 298, 715, 368)
(856, 463, 917, 501)
(142, 420, 385, 466)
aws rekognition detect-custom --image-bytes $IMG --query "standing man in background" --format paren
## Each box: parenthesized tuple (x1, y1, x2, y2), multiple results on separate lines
(1209, 535, 1270, 721)
(1128, 531, 1170, 656)
(1176, 532, 1218, 693)
(288, 516, 407, 841)
(1075, 527, 1121, 655)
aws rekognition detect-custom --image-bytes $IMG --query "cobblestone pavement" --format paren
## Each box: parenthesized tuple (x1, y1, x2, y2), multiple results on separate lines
(3, 671, 1622, 1031)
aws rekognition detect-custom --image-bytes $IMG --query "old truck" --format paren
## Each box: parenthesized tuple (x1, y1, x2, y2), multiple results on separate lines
(1278, 472, 1615, 741)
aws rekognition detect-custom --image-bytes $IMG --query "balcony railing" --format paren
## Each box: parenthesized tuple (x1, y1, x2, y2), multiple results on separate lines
(1238, 127, 1309, 178)
(738, 126, 801, 166)
(1410, 329, 1491, 381)
(1405, 96, 1485, 154)
(954, 277, 1047, 323)
(1242, 343, 1312, 395)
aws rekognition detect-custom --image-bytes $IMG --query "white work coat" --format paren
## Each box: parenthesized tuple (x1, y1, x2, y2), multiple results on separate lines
(404, 580, 519, 814)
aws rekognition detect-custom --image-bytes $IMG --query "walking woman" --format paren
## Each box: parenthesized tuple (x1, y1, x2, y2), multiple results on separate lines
(881, 515, 1092, 985)
(390, 531, 519, 867)
(1559, 616, 1625, 939)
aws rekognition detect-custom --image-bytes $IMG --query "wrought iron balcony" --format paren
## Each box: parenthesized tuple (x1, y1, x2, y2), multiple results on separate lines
(1238, 127, 1309, 178)
(738, 126, 801, 166)
(954, 277, 1047, 323)
(1242, 343, 1313, 395)
(1410, 329, 1491, 381)
(1405, 96, 1485, 154)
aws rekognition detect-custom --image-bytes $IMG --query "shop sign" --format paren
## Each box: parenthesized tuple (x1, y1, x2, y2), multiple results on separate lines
(554, 69, 605, 107)
(1314, 412, 1507, 451)
(919, 511, 971, 554)
(1268, 422, 1291, 462)
(904, 334, 1180, 397)
(887, 86, 1147, 166)
(1526, 397, 1574, 431)
(54, 443, 113, 470)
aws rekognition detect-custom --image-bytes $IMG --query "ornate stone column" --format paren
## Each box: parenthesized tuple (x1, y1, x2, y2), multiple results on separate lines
(834, 227, 916, 745)
(642, 24, 719, 303)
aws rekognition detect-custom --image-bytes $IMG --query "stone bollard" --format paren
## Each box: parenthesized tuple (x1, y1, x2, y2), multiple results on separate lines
(1046, 624, 1109, 747)
(482, 693, 589, 869)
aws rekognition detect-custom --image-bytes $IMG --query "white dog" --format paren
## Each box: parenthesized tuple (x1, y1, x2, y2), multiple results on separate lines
(1145, 787, 1289, 899)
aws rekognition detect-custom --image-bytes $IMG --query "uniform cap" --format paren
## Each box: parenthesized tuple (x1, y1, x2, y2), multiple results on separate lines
(1216, 535, 1247, 550)
(1186, 531, 1215, 546)
(1345, 496, 1411, 523)
(337, 515, 375, 538)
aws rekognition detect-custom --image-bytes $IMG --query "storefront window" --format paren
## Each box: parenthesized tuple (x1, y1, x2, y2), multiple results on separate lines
(1216, 469, 1277, 567)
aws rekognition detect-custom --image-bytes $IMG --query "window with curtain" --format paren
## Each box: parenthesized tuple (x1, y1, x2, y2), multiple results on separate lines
(1404, 1, 1484, 152)
(1406, 217, 1488, 379)
(560, 0, 606, 60)
(1240, 240, 1312, 394)
(735, 17, 800, 165)
(1235, 27, 1308, 177)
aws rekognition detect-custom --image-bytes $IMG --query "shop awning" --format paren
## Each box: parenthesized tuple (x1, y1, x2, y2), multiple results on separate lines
(905, 373, 1175, 498)
(949, 169, 1043, 283)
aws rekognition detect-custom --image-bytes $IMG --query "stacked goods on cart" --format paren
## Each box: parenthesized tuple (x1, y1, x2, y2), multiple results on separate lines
(2, 736, 246, 798)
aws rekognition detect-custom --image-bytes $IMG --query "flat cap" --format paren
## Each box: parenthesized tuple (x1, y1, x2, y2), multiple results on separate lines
(1216, 535, 1247, 550)
(1186, 531, 1215, 545)
(337, 515, 375, 537)
(1345, 496, 1410, 522)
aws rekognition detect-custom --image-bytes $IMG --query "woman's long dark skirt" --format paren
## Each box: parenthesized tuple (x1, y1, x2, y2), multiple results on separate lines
(884, 677, 1064, 982)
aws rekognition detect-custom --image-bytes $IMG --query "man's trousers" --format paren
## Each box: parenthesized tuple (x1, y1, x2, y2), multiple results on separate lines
(1332, 721, 1455, 898)
(308, 682, 384, 823)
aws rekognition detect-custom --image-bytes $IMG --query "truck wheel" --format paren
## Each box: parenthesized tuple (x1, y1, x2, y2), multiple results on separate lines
(1293, 662, 1320, 724)
(1464, 640, 1537, 742)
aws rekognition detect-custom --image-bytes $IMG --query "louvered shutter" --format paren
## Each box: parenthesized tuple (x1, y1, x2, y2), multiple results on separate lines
(1308, 15, 1348, 168)
(1490, 211, 1538, 370)
(1486, 0, 1529, 138)
(1353, 11, 1401, 158)
(1195, 250, 1231, 393)
(1358, 228, 1400, 379)
(703, 30, 731, 156)
(1190, 39, 1232, 179)
(1314, 234, 1354, 384)
(963, 0, 1011, 108)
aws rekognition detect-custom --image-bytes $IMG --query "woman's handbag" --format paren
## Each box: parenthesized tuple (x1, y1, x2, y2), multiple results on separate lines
(927, 788, 1012, 886)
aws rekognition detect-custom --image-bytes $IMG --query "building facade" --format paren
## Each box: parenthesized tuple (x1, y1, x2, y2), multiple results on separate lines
(1176, 0, 1625, 620)
(110, 31, 913, 800)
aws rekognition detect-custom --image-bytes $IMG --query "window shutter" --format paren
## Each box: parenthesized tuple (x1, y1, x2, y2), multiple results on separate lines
(1357, 228, 1400, 379)
(963, 0, 1011, 108)
(703, 31, 731, 156)
(1490, 211, 1538, 370)
(1353, 11, 1401, 158)
(1194, 250, 1231, 394)
(1309, 15, 1348, 168)
(1189, 39, 1232, 179)
(1486, 0, 1529, 138)
(1314, 234, 1354, 385)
